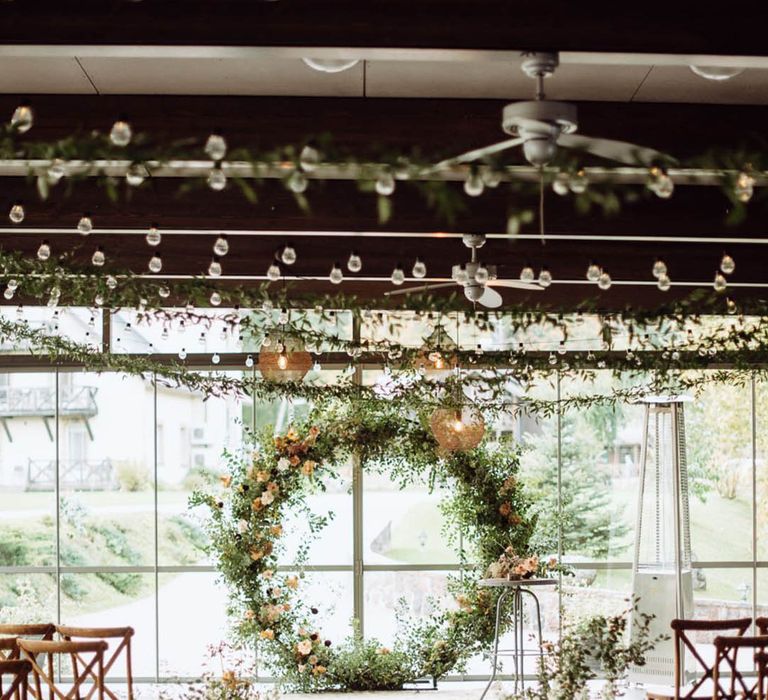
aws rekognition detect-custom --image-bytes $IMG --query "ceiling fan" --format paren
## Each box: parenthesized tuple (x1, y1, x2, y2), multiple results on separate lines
(385, 233, 543, 309)
(433, 51, 676, 170)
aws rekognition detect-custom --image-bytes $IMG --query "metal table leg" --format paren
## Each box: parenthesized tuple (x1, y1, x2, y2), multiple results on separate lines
(480, 588, 510, 700)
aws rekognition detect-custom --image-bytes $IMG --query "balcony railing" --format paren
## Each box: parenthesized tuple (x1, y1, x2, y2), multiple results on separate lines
(27, 458, 114, 491)
(0, 386, 98, 417)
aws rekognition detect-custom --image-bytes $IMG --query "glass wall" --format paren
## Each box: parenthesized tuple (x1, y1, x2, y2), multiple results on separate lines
(0, 364, 763, 681)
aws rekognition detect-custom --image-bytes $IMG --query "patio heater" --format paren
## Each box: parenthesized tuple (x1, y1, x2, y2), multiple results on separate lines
(630, 396, 693, 683)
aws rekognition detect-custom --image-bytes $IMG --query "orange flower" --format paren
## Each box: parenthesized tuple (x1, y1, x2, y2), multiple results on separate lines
(289, 455, 300, 466)
(259, 629, 275, 640)
(250, 548, 264, 561)
(283, 603, 291, 611)
(267, 481, 280, 494)
(301, 460, 316, 477)
(499, 502, 511, 517)
(313, 665, 327, 676)
(308, 655, 318, 665)
(286, 427, 299, 441)
(220, 474, 232, 488)
(222, 670, 237, 689)
(377, 647, 391, 655)
(244, 609, 256, 620)
(256, 470, 270, 483)
(262, 569, 274, 580)
(509, 514, 522, 525)
(286, 575, 299, 590)
(251, 498, 263, 511)
(270, 524, 283, 536)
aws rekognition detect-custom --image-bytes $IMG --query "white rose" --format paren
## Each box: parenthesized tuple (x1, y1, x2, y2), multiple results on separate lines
(237, 519, 249, 534)
(261, 491, 275, 506)
(277, 457, 290, 472)
(297, 639, 312, 655)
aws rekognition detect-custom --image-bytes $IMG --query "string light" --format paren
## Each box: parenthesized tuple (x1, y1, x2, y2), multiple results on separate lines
(77, 215, 93, 235)
(714, 271, 727, 292)
(586, 262, 600, 282)
(37, 240, 51, 261)
(212, 353, 221, 365)
(463, 168, 484, 197)
(109, 119, 132, 147)
(213, 235, 229, 257)
(10, 104, 33, 133)
(158, 285, 170, 299)
(210, 291, 222, 306)
(125, 163, 146, 186)
(597, 270, 612, 290)
(412, 258, 427, 278)
(329, 263, 343, 284)
(245, 354, 254, 368)
(204, 133, 227, 161)
(538, 268, 553, 287)
(347, 252, 362, 273)
(148, 253, 163, 273)
(299, 144, 320, 172)
(287, 170, 308, 193)
(375, 170, 396, 196)
(569, 169, 588, 194)
(720, 253, 736, 275)
(207, 167, 227, 191)
(390, 264, 405, 286)
(552, 171, 570, 196)
(266, 262, 281, 282)
(9, 203, 24, 224)
(146, 226, 161, 246)
(208, 257, 222, 277)
(519, 265, 535, 283)
(648, 167, 674, 199)
(657, 274, 671, 291)
(735, 170, 755, 203)
(91, 247, 106, 267)
(652, 259, 667, 279)
(281, 245, 297, 265)
(106, 275, 118, 290)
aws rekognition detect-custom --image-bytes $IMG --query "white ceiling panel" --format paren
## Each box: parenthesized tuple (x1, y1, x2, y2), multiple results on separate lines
(78, 57, 364, 96)
(633, 66, 768, 104)
(0, 57, 95, 94)
(365, 60, 651, 101)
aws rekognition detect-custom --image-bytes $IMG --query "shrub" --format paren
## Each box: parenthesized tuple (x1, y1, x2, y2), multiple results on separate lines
(0, 530, 31, 566)
(116, 461, 151, 492)
(183, 466, 219, 492)
(60, 574, 86, 601)
(96, 571, 141, 595)
(326, 634, 414, 691)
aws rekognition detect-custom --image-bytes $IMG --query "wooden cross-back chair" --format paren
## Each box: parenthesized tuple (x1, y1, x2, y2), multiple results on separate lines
(16, 639, 106, 700)
(0, 660, 32, 700)
(0, 640, 19, 663)
(0, 628, 55, 654)
(55, 627, 134, 700)
(647, 617, 752, 700)
(756, 619, 768, 636)
(712, 635, 768, 699)
(755, 651, 768, 700)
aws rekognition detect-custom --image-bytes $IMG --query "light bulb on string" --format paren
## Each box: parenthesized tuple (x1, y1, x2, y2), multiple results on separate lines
(47, 160, 66, 185)
(207, 168, 227, 191)
(454, 265, 469, 285)
(347, 252, 362, 273)
(278, 308, 290, 324)
(597, 270, 612, 290)
(452, 412, 464, 433)
(158, 285, 170, 299)
(3, 287, 14, 301)
(463, 167, 484, 197)
(266, 262, 281, 282)
(7, 279, 18, 292)
(9, 203, 24, 224)
(15, 305, 23, 320)
(648, 167, 674, 199)
(178, 348, 187, 360)
(652, 259, 667, 279)
(412, 258, 427, 278)
(657, 274, 672, 291)
(213, 235, 229, 257)
(210, 291, 222, 306)
(77, 215, 93, 235)
(538, 267, 553, 288)
(211, 353, 221, 365)
(287, 170, 308, 194)
(299, 144, 320, 172)
(329, 263, 344, 284)
(92, 247, 105, 267)
(125, 163, 146, 186)
(277, 352, 289, 370)
(375, 170, 396, 196)
(714, 271, 727, 292)
(519, 265, 535, 283)
(208, 257, 222, 277)
(109, 119, 132, 147)
(552, 171, 570, 196)
(726, 297, 737, 315)
(204, 133, 227, 161)
(391, 265, 405, 286)
(106, 275, 117, 290)
(281, 245, 297, 265)
(720, 253, 736, 275)
(245, 354, 254, 368)
(148, 253, 163, 273)
(569, 169, 588, 194)
(735, 170, 755, 203)
(37, 240, 51, 261)
(586, 262, 600, 282)
(10, 104, 33, 133)
(482, 168, 502, 188)
(146, 226, 161, 246)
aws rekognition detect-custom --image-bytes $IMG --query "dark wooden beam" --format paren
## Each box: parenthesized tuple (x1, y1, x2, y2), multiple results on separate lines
(1, 3, 767, 57)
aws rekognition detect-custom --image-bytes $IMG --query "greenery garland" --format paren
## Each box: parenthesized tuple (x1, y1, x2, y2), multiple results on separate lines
(189, 404, 545, 691)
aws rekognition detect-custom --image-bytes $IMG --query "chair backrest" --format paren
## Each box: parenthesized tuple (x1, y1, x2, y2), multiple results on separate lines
(0, 627, 54, 642)
(755, 651, 768, 700)
(55, 627, 134, 700)
(669, 618, 752, 699)
(0, 639, 18, 662)
(17, 639, 107, 700)
(756, 618, 768, 636)
(713, 635, 768, 699)
(0, 659, 32, 700)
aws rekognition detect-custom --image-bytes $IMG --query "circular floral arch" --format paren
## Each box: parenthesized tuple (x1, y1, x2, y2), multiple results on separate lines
(192, 402, 550, 692)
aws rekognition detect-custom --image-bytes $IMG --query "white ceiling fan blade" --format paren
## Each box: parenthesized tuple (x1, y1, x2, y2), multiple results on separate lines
(487, 279, 544, 292)
(383, 282, 457, 297)
(479, 286, 503, 308)
(558, 133, 677, 167)
(432, 137, 525, 170)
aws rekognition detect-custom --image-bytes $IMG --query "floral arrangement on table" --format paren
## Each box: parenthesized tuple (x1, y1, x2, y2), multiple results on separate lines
(192, 405, 546, 692)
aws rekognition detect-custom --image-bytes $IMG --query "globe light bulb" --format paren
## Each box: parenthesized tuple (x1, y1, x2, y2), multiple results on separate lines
(92, 247, 105, 267)
(125, 163, 146, 186)
(538, 268, 553, 288)
(106, 275, 118, 290)
(37, 240, 51, 261)
(726, 297, 737, 315)
(597, 270, 612, 290)
(463, 169, 484, 197)
(146, 226, 161, 246)
(657, 273, 672, 291)
(281, 245, 297, 265)
(9, 203, 24, 224)
(212, 352, 221, 365)
(475, 265, 489, 284)
(3, 288, 14, 300)
(7, 279, 18, 291)
(412, 258, 427, 279)
(714, 271, 727, 292)
(720, 253, 736, 275)
(266, 262, 281, 282)
(158, 285, 170, 298)
(245, 354, 254, 368)
(652, 259, 667, 279)
(552, 172, 570, 196)
(208, 257, 222, 277)
(77, 215, 93, 235)
(649, 169, 674, 199)
(299, 144, 320, 172)
(329, 263, 343, 284)
(277, 353, 289, 370)
(109, 119, 132, 147)
(482, 168, 502, 188)
(178, 348, 187, 360)
(287, 170, 308, 194)
(148, 254, 163, 273)
(391, 265, 405, 286)
(347, 252, 362, 273)
(207, 168, 227, 191)
(47, 160, 66, 184)
(452, 412, 464, 432)
(735, 171, 755, 203)
(213, 235, 229, 257)
(569, 169, 588, 194)
(586, 262, 601, 282)
(204, 133, 227, 161)
(10, 104, 33, 133)
(375, 170, 396, 196)
(455, 266, 469, 285)
(210, 291, 222, 306)
(520, 265, 535, 283)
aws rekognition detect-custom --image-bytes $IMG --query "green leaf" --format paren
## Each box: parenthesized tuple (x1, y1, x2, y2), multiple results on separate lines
(377, 195, 392, 225)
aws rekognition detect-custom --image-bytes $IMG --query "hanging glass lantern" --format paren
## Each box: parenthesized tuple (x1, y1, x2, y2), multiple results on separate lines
(258, 337, 313, 383)
(429, 406, 485, 452)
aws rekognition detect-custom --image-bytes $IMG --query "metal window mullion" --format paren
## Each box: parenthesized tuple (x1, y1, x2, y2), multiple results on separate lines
(153, 374, 160, 681)
(753, 374, 758, 630)
(556, 371, 563, 640)
(54, 367, 61, 684)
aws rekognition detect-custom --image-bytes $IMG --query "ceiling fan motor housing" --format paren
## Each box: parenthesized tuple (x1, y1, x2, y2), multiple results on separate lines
(502, 100, 579, 165)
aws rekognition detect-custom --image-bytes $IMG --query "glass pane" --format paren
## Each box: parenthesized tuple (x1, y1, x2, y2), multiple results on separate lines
(0, 307, 102, 352)
(58, 371, 155, 567)
(60, 572, 157, 678)
(0, 573, 57, 623)
(0, 371, 56, 566)
(157, 373, 248, 566)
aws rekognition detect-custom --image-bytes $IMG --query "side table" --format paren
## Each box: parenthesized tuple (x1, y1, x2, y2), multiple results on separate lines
(478, 577, 557, 699)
